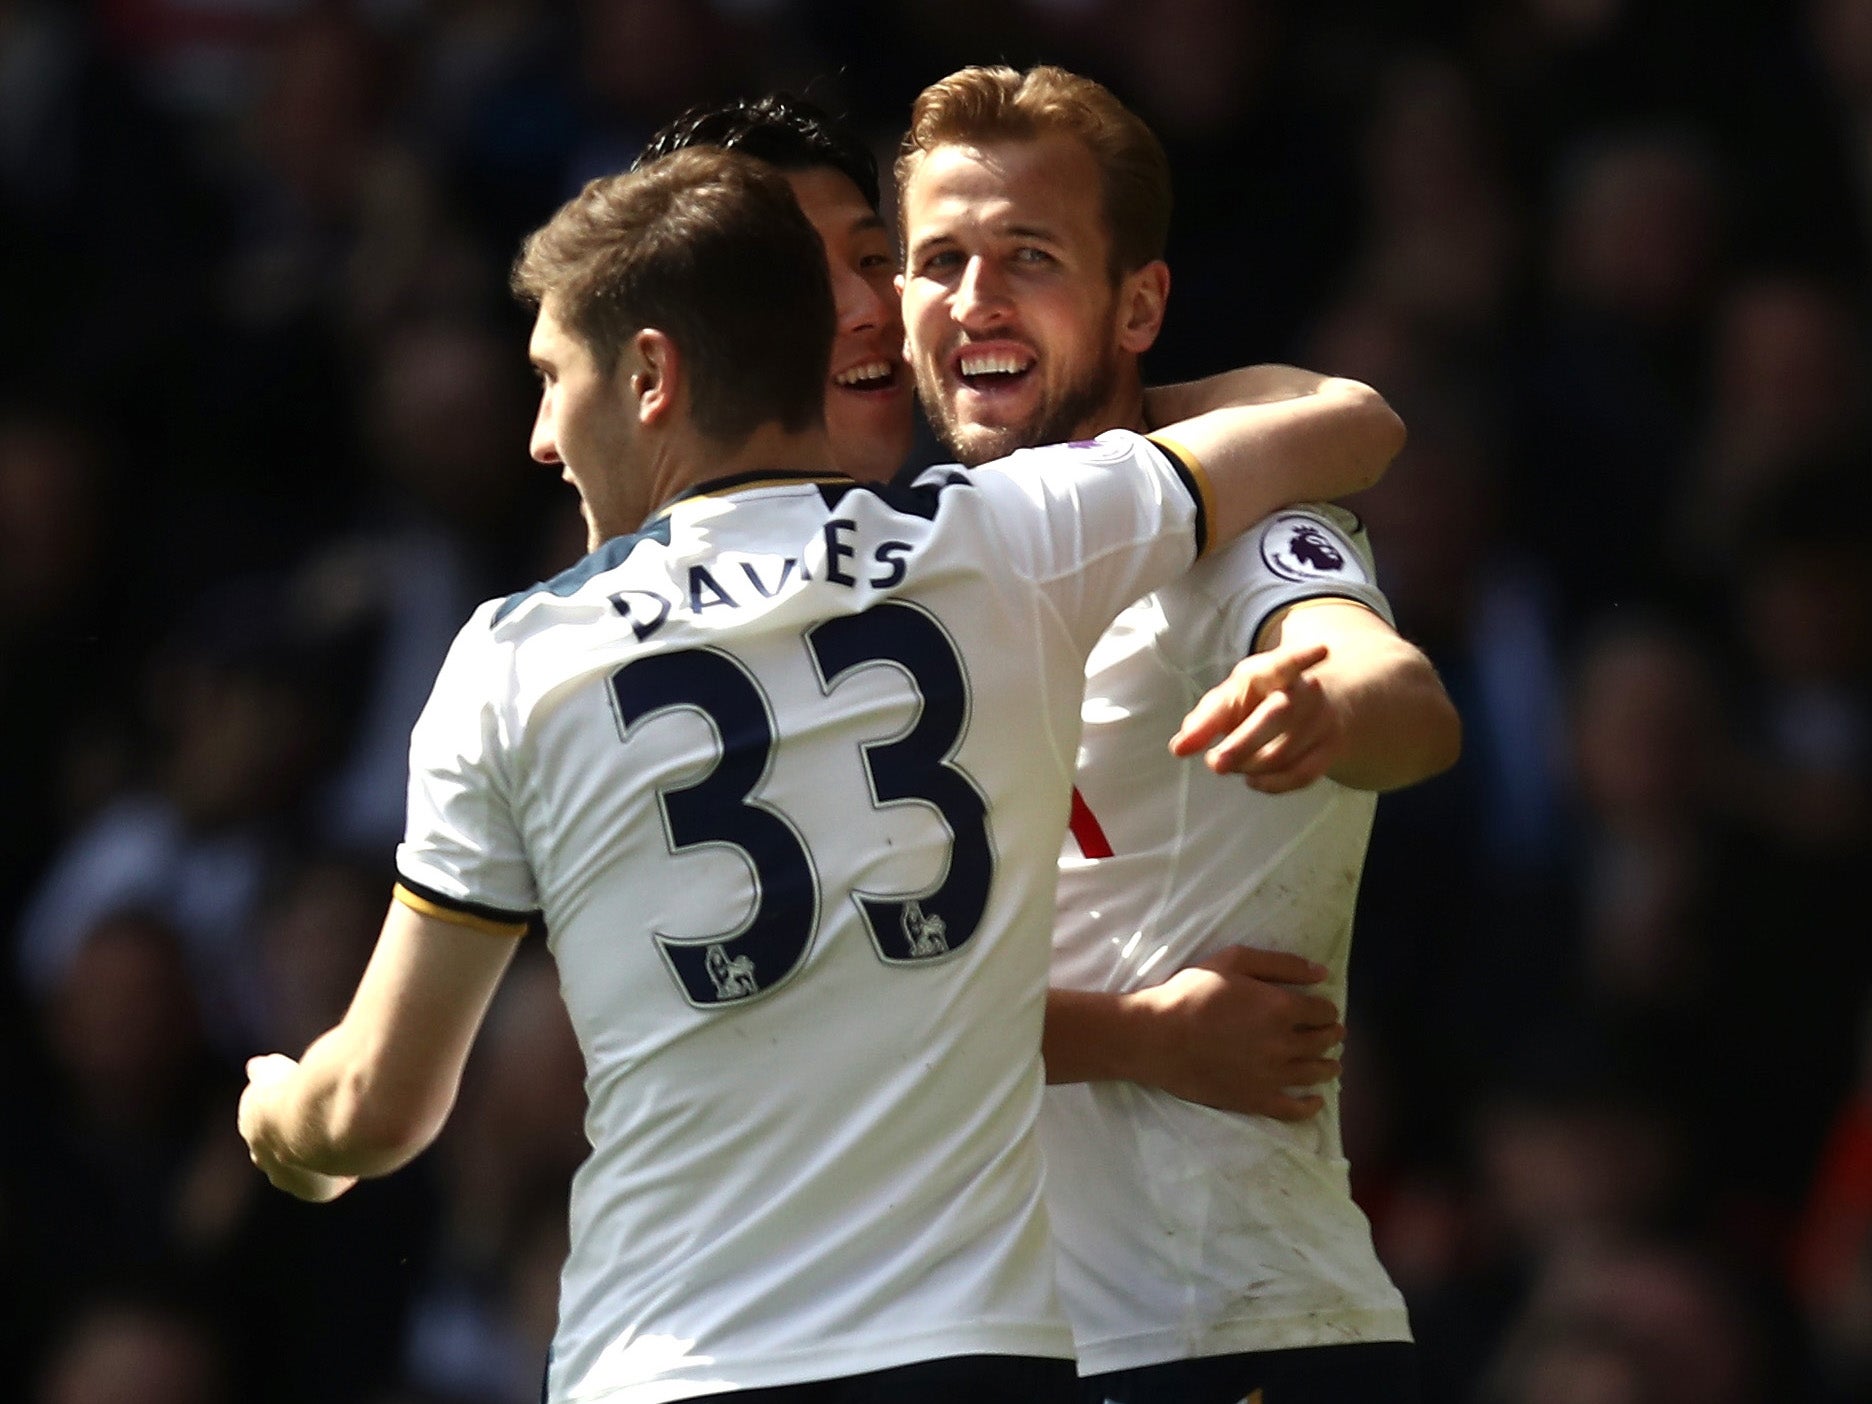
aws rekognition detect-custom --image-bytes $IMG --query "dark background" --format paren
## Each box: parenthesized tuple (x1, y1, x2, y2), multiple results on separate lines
(3, 2, 1870, 1401)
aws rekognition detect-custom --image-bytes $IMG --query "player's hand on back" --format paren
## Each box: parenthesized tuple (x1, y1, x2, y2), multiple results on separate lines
(238, 1054, 360, 1204)
(1170, 643, 1346, 793)
(1136, 946, 1343, 1119)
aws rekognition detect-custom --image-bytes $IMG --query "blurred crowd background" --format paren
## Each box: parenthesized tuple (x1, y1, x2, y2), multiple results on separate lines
(3, 1, 1871, 1401)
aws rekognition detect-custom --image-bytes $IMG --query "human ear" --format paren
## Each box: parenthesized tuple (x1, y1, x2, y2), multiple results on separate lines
(1117, 260, 1170, 354)
(631, 329, 681, 426)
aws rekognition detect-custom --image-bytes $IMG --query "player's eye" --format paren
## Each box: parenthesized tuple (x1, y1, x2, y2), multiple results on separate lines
(917, 248, 963, 275)
(1012, 246, 1054, 266)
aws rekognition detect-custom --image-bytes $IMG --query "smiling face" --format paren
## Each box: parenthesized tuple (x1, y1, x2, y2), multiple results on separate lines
(900, 133, 1163, 467)
(527, 298, 647, 549)
(785, 167, 914, 483)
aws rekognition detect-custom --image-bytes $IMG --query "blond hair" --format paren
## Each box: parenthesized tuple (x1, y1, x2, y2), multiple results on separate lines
(895, 65, 1172, 278)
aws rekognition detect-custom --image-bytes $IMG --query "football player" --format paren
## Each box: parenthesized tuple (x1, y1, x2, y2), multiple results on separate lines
(897, 66, 1459, 1403)
(237, 147, 1401, 1403)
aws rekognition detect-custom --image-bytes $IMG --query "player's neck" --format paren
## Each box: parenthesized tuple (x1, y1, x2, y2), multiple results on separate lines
(1080, 368, 1149, 440)
(648, 421, 840, 514)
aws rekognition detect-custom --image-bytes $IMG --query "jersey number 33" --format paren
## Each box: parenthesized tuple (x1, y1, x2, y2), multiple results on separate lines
(610, 601, 994, 1009)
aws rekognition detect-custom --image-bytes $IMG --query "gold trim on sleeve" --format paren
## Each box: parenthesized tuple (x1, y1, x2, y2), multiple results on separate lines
(1145, 432, 1216, 557)
(393, 883, 531, 938)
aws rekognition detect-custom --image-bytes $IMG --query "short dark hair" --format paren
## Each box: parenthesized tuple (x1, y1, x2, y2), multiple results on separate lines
(511, 148, 834, 443)
(637, 93, 882, 212)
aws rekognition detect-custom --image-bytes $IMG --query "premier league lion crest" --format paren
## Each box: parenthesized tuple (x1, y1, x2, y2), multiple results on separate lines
(704, 943, 759, 999)
(1259, 512, 1369, 586)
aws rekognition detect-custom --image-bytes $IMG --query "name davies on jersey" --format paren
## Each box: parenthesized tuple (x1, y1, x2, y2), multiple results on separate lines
(611, 516, 917, 642)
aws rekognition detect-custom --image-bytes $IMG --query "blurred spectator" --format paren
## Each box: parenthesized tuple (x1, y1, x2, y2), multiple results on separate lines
(251, 851, 393, 1058)
(1326, 351, 1569, 886)
(341, 140, 513, 344)
(1403, 1077, 1691, 1404)
(210, 851, 436, 1404)
(1483, 1315, 1655, 1404)
(13, 572, 363, 1049)
(1565, 617, 1730, 1040)
(1726, 471, 1872, 859)
(306, 313, 551, 855)
(1331, 385, 1572, 1162)
(176, 6, 401, 561)
(1564, 614, 1865, 1219)
(220, 6, 393, 331)
(399, 0, 583, 256)
(1484, 1239, 1780, 1404)
(8, 912, 238, 1386)
(1548, 128, 1722, 331)
(34, 1291, 228, 1404)
(1350, 50, 1522, 344)
(1474, 1085, 1688, 1265)
(1673, 271, 1872, 582)
(1800, 0, 1872, 261)
(564, 0, 761, 185)
(1514, 125, 1725, 620)
(0, 2, 215, 396)
(1117, 0, 1363, 372)
(400, 949, 584, 1404)
(1794, 998, 1872, 1403)
(0, 408, 135, 943)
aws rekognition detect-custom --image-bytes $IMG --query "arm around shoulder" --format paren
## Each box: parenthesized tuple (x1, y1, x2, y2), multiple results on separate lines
(1149, 367, 1405, 545)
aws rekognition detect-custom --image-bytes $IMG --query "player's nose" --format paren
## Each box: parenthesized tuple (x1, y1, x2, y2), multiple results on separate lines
(833, 264, 889, 336)
(952, 256, 1010, 330)
(525, 382, 562, 464)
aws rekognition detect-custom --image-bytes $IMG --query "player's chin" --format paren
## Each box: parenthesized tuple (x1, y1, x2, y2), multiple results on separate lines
(944, 415, 1036, 467)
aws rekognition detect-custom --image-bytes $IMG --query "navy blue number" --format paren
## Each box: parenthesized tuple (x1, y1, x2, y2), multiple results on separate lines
(611, 650, 818, 1007)
(808, 602, 992, 962)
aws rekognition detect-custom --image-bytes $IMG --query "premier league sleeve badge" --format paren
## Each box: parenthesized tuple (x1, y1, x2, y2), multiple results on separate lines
(1259, 512, 1371, 586)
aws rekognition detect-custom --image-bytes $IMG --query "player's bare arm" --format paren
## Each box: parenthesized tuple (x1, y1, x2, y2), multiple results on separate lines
(238, 901, 521, 1202)
(1043, 946, 1345, 1119)
(1043, 598, 1456, 1115)
(1144, 362, 1392, 431)
(1035, 401, 1412, 1113)
(1145, 368, 1403, 527)
(1174, 600, 1462, 794)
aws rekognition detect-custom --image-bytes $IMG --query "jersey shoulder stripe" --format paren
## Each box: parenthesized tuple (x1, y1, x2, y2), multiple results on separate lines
(1143, 433, 1211, 557)
(495, 518, 673, 625)
(393, 876, 534, 936)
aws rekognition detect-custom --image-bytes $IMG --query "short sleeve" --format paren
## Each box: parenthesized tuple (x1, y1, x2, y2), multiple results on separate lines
(959, 429, 1206, 652)
(1198, 505, 1394, 657)
(394, 602, 538, 929)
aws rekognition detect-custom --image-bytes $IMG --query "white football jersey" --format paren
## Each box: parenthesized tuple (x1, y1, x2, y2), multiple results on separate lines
(393, 431, 1209, 1403)
(1040, 505, 1415, 1372)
